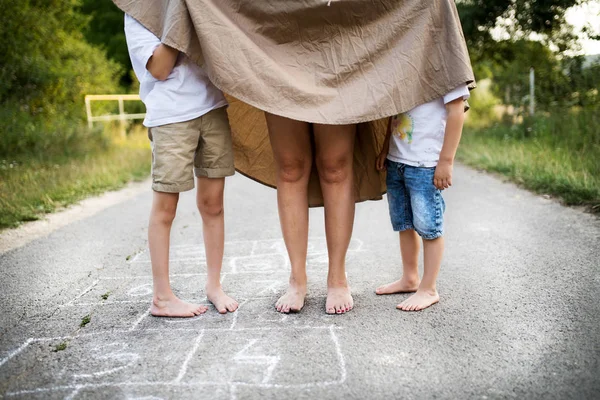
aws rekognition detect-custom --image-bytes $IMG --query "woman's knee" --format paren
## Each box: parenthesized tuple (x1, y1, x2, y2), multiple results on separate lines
(277, 157, 311, 184)
(317, 155, 352, 185)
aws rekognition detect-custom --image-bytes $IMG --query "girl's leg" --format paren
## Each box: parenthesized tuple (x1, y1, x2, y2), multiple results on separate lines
(313, 123, 356, 314)
(196, 176, 238, 314)
(376, 230, 421, 294)
(149, 191, 208, 317)
(265, 113, 312, 313)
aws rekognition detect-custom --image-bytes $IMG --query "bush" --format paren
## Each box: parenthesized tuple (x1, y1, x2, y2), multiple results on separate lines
(0, 0, 122, 158)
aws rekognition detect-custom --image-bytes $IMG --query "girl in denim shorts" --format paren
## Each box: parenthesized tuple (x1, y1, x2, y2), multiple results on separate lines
(374, 85, 470, 311)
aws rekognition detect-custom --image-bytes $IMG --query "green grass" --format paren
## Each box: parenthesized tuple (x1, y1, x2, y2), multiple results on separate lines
(0, 127, 150, 229)
(80, 314, 91, 328)
(52, 342, 68, 352)
(459, 110, 600, 212)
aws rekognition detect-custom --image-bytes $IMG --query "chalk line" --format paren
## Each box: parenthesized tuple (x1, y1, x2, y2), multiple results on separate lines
(172, 330, 204, 383)
(64, 279, 99, 306)
(129, 308, 151, 331)
(0, 338, 32, 368)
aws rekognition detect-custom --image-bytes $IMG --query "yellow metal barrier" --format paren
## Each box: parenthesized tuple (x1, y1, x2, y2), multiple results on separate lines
(85, 94, 145, 136)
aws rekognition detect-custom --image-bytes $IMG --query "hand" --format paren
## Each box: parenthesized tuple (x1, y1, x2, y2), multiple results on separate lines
(376, 149, 388, 171)
(434, 161, 453, 190)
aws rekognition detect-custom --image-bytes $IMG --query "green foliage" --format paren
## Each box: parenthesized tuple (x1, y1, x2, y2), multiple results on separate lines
(457, 0, 584, 57)
(0, 0, 122, 159)
(465, 79, 500, 129)
(0, 128, 150, 229)
(459, 107, 600, 211)
(79, 0, 131, 85)
(80, 314, 91, 328)
(52, 342, 68, 352)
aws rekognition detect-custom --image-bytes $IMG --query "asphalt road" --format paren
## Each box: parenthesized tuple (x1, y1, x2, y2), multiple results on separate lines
(0, 164, 599, 400)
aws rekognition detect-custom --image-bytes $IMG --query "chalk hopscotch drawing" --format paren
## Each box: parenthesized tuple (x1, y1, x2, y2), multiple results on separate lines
(0, 238, 360, 399)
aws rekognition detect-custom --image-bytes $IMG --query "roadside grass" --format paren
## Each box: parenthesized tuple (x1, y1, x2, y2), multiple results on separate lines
(0, 125, 150, 229)
(459, 109, 600, 212)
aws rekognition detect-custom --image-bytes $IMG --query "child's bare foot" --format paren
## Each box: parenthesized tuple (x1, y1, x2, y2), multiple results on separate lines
(275, 283, 307, 313)
(326, 286, 353, 314)
(151, 296, 208, 317)
(375, 276, 420, 295)
(397, 289, 439, 311)
(206, 285, 239, 314)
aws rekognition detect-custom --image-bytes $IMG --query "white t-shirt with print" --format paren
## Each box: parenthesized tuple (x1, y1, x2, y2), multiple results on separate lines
(124, 14, 227, 128)
(387, 85, 470, 167)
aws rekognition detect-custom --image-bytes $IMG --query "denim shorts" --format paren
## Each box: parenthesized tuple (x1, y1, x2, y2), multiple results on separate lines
(386, 160, 446, 239)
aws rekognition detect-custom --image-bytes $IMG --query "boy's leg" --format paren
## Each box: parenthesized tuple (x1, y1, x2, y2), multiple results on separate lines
(397, 237, 442, 311)
(397, 166, 444, 311)
(376, 229, 420, 294)
(313, 123, 356, 315)
(194, 107, 238, 314)
(196, 176, 238, 314)
(149, 191, 208, 317)
(376, 161, 420, 295)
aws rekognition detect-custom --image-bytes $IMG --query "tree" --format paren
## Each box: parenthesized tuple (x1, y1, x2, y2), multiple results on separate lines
(457, 0, 586, 59)
(79, 0, 132, 85)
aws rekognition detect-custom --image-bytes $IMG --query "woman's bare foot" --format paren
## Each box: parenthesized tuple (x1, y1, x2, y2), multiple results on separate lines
(326, 286, 353, 314)
(275, 283, 307, 313)
(206, 285, 239, 314)
(397, 289, 439, 311)
(375, 276, 420, 295)
(150, 295, 208, 318)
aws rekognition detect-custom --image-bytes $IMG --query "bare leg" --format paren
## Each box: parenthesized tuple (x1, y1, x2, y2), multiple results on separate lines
(314, 123, 356, 314)
(149, 191, 207, 317)
(398, 236, 443, 311)
(376, 230, 420, 294)
(266, 113, 312, 313)
(197, 177, 238, 314)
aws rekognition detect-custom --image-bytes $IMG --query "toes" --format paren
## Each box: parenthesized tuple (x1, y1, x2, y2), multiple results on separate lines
(327, 307, 336, 314)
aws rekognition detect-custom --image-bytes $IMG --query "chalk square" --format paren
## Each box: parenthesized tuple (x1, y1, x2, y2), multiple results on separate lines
(0, 331, 202, 394)
(184, 328, 344, 387)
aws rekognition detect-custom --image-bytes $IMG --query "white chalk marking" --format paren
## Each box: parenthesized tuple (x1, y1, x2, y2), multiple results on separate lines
(233, 339, 280, 384)
(172, 330, 204, 383)
(255, 280, 282, 295)
(64, 387, 81, 400)
(129, 308, 151, 331)
(329, 325, 347, 384)
(64, 280, 99, 306)
(0, 338, 32, 368)
(73, 343, 139, 379)
(128, 249, 146, 263)
(127, 283, 153, 297)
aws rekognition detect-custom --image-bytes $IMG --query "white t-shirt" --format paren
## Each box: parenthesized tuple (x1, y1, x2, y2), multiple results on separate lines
(387, 85, 470, 167)
(124, 14, 227, 127)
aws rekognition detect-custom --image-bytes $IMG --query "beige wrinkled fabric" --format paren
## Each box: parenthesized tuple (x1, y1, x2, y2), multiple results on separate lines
(113, 0, 475, 206)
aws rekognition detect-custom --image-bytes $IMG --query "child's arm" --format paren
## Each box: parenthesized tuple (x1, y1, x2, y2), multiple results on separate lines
(376, 117, 393, 171)
(146, 44, 179, 81)
(434, 99, 466, 190)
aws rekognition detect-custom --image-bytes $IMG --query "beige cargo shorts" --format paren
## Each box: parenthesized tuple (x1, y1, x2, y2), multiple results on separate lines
(147, 106, 235, 193)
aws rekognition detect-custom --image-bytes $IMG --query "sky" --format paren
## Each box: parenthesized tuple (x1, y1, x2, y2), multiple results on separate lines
(566, 1, 600, 55)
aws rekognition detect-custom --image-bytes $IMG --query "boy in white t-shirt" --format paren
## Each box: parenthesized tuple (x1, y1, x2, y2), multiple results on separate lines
(125, 14, 238, 317)
(375, 85, 470, 311)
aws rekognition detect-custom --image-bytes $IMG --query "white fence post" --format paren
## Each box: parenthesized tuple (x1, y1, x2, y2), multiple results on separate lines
(529, 67, 535, 116)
